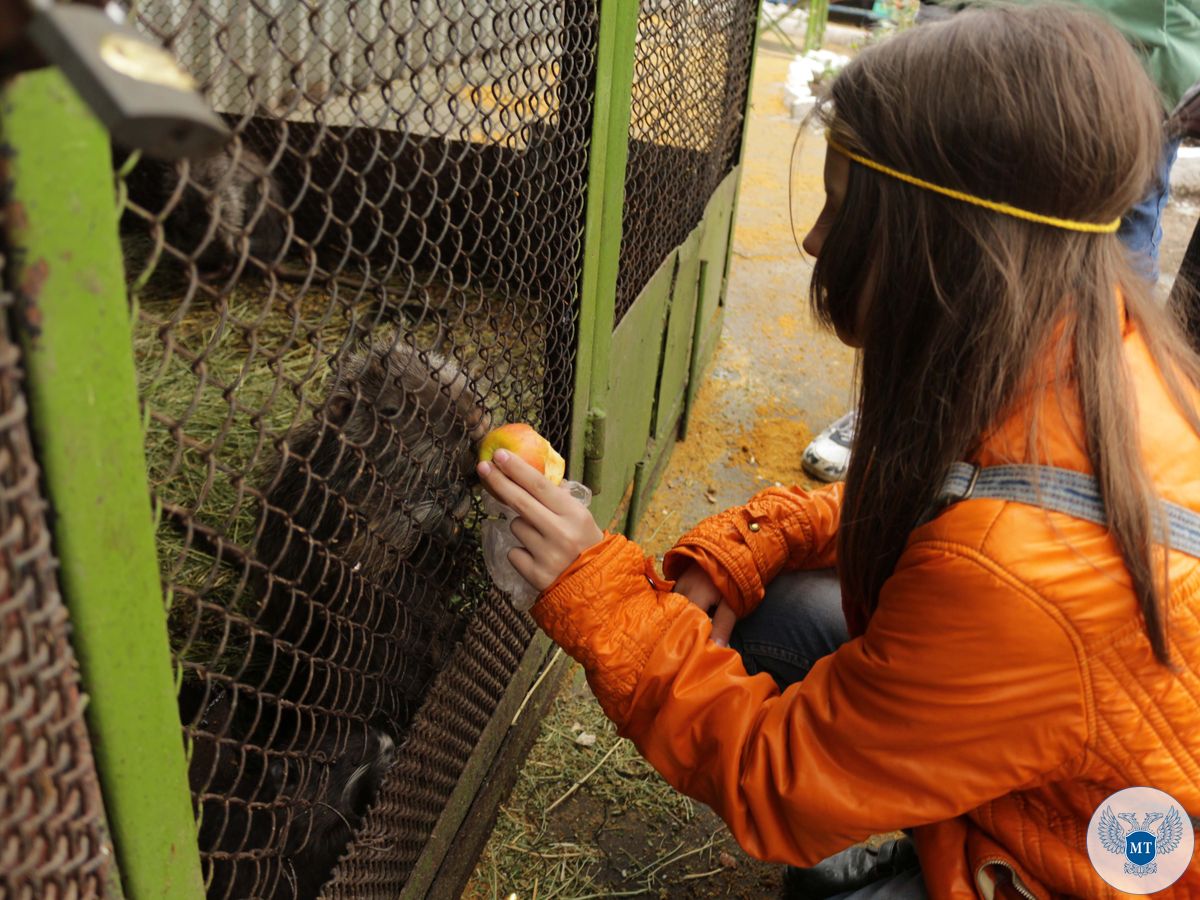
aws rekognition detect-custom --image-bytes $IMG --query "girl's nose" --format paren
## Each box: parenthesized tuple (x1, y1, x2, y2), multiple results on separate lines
(802, 224, 826, 259)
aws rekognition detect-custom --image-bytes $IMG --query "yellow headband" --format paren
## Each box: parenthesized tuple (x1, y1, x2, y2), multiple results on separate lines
(825, 135, 1121, 234)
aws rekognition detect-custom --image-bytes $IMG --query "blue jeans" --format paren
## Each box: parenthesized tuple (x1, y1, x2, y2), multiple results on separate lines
(728, 568, 848, 690)
(728, 570, 930, 900)
(1118, 136, 1181, 284)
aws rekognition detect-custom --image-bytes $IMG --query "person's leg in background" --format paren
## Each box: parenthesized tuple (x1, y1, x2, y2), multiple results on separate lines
(1170, 216, 1200, 351)
(1117, 135, 1182, 285)
(727, 571, 927, 900)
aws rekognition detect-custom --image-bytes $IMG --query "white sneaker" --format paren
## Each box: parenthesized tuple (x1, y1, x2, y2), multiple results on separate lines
(802, 410, 857, 482)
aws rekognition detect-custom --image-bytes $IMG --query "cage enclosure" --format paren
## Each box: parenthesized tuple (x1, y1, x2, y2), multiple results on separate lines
(0, 0, 761, 894)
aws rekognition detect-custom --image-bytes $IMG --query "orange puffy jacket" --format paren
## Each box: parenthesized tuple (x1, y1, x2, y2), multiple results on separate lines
(531, 317, 1200, 898)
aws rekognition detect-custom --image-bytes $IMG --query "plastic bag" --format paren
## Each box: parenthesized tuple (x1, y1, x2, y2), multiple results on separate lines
(481, 479, 593, 611)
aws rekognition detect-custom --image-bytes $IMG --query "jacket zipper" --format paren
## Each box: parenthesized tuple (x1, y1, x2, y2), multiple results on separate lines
(976, 857, 1038, 900)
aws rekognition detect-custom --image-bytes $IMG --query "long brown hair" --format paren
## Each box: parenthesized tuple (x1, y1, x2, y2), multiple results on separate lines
(809, 4, 1200, 664)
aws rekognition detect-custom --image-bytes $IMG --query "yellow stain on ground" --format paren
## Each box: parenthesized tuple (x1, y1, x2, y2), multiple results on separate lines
(776, 313, 800, 339)
(635, 41, 855, 551)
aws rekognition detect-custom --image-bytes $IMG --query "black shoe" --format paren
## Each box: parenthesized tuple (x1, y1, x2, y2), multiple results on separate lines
(781, 837, 919, 899)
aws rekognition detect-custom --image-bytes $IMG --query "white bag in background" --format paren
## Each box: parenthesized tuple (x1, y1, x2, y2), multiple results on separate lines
(481, 480, 593, 611)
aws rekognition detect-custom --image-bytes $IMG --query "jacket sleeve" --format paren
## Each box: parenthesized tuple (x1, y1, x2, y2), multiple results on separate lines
(659, 482, 844, 617)
(533, 534, 1090, 866)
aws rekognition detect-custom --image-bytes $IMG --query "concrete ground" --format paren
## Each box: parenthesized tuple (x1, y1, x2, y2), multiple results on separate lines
(635, 41, 850, 558)
(465, 32, 1199, 900)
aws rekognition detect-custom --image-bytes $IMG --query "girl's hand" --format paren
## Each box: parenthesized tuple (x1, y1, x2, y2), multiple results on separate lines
(673, 563, 737, 647)
(477, 449, 603, 592)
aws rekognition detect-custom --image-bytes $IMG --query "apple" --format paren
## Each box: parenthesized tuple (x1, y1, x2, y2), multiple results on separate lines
(478, 423, 566, 485)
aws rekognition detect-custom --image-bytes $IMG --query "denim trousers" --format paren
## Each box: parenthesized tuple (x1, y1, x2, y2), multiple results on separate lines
(1118, 135, 1182, 285)
(728, 569, 930, 900)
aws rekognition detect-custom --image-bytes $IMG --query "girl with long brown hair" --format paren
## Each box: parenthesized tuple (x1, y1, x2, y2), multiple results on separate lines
(478, 5, 1200, 897)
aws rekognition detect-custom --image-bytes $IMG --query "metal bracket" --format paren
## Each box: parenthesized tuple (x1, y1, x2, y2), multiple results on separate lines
(582, 406, 606, 493)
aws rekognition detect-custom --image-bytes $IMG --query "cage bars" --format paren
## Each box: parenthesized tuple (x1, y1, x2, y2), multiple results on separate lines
(0, 0, 763, 888)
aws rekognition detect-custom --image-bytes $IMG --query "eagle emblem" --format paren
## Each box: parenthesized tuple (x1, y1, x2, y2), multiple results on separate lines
(1097, 805, 1186, 877)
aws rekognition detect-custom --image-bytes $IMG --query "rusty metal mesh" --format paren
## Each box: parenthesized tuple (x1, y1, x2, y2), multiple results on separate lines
(614, 0, 756, 322)
(0, 252, 114, 898)
(321, 599, 533, 896)
(116, 0, 596, 895)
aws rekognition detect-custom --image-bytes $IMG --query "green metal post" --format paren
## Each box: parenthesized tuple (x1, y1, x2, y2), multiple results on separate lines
(804, 0, 829, 52)
(567, 0, 641, 482)
(0, 69, 205, 898)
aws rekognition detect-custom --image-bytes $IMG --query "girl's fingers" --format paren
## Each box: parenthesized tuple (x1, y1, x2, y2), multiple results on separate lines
(711, 602, 737, 648)
(509, 516, 546, 554)
(675, 569, 718, 612)
(511, 515, 592, 588)
(477, 456, 557, 533)
(507, 545, 549, 592)
(487, 450, 577, 516)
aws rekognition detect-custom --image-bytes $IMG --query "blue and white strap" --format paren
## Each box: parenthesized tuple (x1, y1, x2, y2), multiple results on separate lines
(937, 463, 1200, 561)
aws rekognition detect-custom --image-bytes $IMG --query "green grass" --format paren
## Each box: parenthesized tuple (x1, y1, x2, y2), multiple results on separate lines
(467, 667, 735, 900)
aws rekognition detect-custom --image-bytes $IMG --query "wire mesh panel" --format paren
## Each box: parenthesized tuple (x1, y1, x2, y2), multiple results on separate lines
(0, 251, 115, 898)
(116, 0, 597, 895)
(322, 598, 533, 896)
(613, 0, 757, 323)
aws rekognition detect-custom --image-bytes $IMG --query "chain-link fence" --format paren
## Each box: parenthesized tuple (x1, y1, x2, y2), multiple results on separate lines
(0, 0, 760, 891)
(614, 0, 756, 323)
(0, 247, 115, 900)
(116, 0, 595, 895)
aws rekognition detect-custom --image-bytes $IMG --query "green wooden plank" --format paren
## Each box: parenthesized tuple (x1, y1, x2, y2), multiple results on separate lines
(720, 0, 766, 291)
(696, 170, 740, 347)
(653, 227, 703, 440)
(423, 646, 573, 900)
(0, 69, 204, 899)
(590, 251, 675, 526)
(630, 177, 738, 518)
(680, 169, 738, 437)
(569, 0, 641, 479)
(398, 633, 559, 900)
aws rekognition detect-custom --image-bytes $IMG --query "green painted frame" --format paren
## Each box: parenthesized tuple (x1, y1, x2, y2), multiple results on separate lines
(567, 0, 640, 480)
(578, 0, 766, 531)
(0, 68, 204, 899)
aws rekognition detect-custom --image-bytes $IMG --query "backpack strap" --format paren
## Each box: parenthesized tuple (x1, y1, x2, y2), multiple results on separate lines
(936, 462, 1200, 561)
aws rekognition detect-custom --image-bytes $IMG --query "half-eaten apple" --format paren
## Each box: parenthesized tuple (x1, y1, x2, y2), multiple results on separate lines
(477, 423, 566, 485)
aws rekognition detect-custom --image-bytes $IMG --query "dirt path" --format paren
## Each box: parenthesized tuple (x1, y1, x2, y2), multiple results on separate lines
(634, 48, 853, 554)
